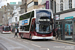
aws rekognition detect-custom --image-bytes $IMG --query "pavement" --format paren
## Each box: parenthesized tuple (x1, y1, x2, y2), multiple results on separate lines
(53, 37, 75, 45)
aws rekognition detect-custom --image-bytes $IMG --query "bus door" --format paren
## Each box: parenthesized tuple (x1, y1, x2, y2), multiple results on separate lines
(30, 20, 35, 36)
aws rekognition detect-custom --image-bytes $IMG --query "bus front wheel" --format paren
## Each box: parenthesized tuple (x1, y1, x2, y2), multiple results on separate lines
(30, 35, 35, 41)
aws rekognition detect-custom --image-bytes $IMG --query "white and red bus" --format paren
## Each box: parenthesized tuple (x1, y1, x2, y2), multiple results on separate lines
(19, 9, 53, 40)
(2, 26, 11, 33)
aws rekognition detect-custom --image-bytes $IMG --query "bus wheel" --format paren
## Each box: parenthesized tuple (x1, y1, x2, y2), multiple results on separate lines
(29, 35, 32, 40)
(30, 35, 35, 41)
(21, 34, 24, 39)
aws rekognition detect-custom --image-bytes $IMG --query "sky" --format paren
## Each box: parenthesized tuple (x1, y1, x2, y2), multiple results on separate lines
(0, 0, 21, 8)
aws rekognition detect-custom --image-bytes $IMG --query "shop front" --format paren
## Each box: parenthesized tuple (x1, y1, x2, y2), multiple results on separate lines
(55, 20, 63, 40)
(55, 19, 75, 41)
(55, 10, 75, 42)
(64, 19, 73, 40)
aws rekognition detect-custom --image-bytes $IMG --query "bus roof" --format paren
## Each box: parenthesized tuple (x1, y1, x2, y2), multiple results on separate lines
(19, 9, 53, 17)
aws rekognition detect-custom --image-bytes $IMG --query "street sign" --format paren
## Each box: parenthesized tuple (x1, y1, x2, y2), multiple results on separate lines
(10, 2, 16, 5)
(65, 16, 73, 19)
(46, 1, 49, 9)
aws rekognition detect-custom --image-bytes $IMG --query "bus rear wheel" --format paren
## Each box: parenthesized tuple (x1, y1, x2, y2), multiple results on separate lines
(29, 35, 32, 40)
(21, 34, 24, 39)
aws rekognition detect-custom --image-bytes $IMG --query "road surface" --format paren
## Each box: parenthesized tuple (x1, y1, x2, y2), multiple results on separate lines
(0, 33, 75, 50)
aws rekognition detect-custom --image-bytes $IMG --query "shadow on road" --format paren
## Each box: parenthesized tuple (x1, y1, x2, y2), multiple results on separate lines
(21, 38, 54, 41)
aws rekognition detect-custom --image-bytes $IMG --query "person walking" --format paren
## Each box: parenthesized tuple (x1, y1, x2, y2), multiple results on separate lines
(55, 26, 61, 40)
(14, 28, 18, 38)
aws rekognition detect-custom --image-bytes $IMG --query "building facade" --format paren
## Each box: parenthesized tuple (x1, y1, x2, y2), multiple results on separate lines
(2, 4, 14, 25)
(1, 5, 8, 25)
(38, 0, 56, 13)
(0, 8, 3, 25)
(2, 3, 20, 25)
(27, 0, 38, 12)
(56, 0, 75, 12)
(55, 0, 75, 42)
(20, 0, 27, 14)
(11, 7, 20, 26)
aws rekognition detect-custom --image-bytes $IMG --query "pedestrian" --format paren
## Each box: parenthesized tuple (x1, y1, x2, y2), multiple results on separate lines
(14, 28, 18, 38)
(53, 29, 56, 37)
(55, 26, 61, 40)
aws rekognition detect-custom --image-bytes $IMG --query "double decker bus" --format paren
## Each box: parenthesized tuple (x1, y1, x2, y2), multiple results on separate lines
(2, 26, 11, 33)
(19, 9, 53, 40)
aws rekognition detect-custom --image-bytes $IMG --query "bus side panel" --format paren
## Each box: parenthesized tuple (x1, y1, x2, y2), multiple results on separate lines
(24, 33, 30, 38)
(19, 32, 30, 38)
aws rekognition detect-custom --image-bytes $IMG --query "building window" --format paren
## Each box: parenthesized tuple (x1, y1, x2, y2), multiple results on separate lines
(8, 13, 10, 15)
(51, 0, 53, 11)
(60, 0, 63, 2)
(60, 0, 63, 11)
(69, 0, 72, 9)
(27, 1, 34, 8)
(34, 2, 38, 5)
(8, 9, 10, 11)
(15, 17, 17, 21)
(54, 1, 56, 13)
(14, 6, 16, 9)
(27, 1, 38, 8)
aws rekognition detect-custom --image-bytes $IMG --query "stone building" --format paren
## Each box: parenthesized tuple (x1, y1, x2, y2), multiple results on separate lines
(0, 8, 3, 25)
(27, 0, 38, 12)
(2, 3, 20, 25)
(20, 0, 27, 13)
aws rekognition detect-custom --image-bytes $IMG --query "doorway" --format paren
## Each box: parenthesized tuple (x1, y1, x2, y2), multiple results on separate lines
(73, 19, 75, 42)
(55, 20, 63, 40)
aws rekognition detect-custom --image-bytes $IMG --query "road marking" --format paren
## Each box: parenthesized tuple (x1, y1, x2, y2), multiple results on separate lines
(9, 47, 22, 49)
(23, 41, 29, 43)
(31, 44, 41, 48)
(41, 48, 50, 50)
(9, 37, 29, 44)
(0, 36, 34, 50)
(47, 48, 50, 50)
(10, 37, 30, 44)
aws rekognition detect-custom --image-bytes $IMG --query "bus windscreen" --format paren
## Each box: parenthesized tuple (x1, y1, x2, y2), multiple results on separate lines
(3, 26, 11, 31)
